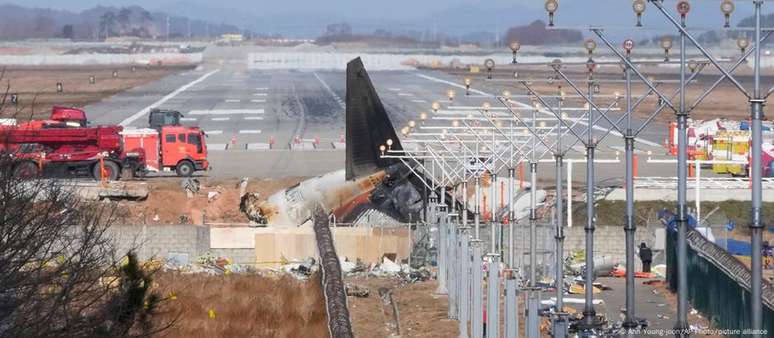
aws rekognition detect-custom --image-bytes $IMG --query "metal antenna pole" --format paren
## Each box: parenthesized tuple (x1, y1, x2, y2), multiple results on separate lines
(582, 80, 598, 330)
(750, 1, 765, 335)
(623, 52, 637, 335)
(487, 172, 500, 338)
(675, 11, 690, 337)
(508, 168, 516, 268)
(526, 107, 540, 338)
(554, 94, 568, 338)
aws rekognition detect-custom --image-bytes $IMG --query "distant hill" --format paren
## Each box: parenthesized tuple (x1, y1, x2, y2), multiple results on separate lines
(0, 4, 249, 40)
(504, 20, 583, 46)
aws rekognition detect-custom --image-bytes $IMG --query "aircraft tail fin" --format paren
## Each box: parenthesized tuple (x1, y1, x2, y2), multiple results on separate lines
(345, 58, 402, 181)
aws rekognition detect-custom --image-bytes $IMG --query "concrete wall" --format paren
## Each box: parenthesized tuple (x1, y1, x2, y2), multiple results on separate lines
(0, 53, 202, 66)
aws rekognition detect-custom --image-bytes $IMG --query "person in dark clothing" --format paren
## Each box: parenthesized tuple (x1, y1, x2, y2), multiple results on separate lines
(639, 242, 653, 273)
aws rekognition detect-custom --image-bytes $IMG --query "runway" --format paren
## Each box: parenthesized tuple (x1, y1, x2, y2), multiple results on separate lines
(85, 46, 684, 180)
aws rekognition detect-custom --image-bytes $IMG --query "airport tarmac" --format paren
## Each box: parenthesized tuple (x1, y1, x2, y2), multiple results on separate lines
(84, 47, 703, 180)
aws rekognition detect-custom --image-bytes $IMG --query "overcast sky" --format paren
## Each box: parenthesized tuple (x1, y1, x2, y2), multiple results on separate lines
(1, 1, 759, 38)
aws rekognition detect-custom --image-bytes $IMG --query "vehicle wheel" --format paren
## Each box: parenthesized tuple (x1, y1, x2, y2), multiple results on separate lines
(13, 161, 39, 178)
(176, 160, 194, 177)
(93, 161, 120, 181)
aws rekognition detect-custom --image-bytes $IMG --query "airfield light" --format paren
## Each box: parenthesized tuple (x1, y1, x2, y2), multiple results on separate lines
(482, 102, 491, 112)
(551, 58, 562, 70)
(561, 112, 569, 120)
(464, 78, 472, 95)
(419, 112, 428, 122)
(721, 0, 735, 28)
(539, 121, 547, 128)
(452, 120, 460, 128)
(547, 75, 555, 85)
(432, 101, 441, 113)
(623, 39, 635, 57)
(408, 120, 416, 128)
(509, 41, 521, 64)
(633, 0, 646, 27)
(584, 102, 590, 110)
(386, 138, 394, 150)
(467, 113, 474, 120)
(502, 90, 512, 102)
(447, 90, 456, 102)
(677, 0, 691, 20)
(688, 60, 698, 73)
(584, 39, 597, 62)
(484, 59, 495, 79)
(379, 145, 386, 156)
(593, 83, 601, 94)
(545, 0, 558, 26)
(737, 36, 750, 54)
(660, 36, 673, 61)
(586, 60, 597, 80)
(614, 91, 622, 99)
(513, 71, 519, 79)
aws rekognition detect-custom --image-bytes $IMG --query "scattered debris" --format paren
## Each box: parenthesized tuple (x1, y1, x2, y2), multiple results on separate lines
(207, 191, 220, 202)
(379, 287, 401, 337)
(180, 178, 200, 198)
(345, 283, 370, 298)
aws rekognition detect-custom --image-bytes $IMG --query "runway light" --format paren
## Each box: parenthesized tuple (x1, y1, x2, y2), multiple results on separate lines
(408, 120, 416, 128)
(561, 112, 569, 120)
(623, 39, 635, 57)
(584, 39, 597, 62)
(482, 102, 491, 112)
(484, 59, 495, 80)
(502, 90, 511, 102)
(720, 0, 735, 28)
(633, 0, 646, 27)
(464, 78, 472, 95)
(738, 36, 750, 54)
(496, 121, 503, 128)
(452, 120, 460, 127)
(379, 145, 386, 155)
(386, 139, 394, 150)
(614, 91, 622, 99)
(688, 60, 698, 73)
(419, 112, 428, 122)
(545, 0, 558, 26)
(539, 121, 547, 128)
(660, 36, 673, 61)
(447, 90, 456, 102)
(677, 0, 691, 20)
(432, 101, 441, 113)
(509, 41, 521, 64)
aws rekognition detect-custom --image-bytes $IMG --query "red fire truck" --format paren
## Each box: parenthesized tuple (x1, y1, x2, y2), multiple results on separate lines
(121, 126, 209, 176)
(0, 122, 145, 180)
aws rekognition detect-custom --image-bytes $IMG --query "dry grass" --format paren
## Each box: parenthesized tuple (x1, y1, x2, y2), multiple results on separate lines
(152, 272, 328, 338)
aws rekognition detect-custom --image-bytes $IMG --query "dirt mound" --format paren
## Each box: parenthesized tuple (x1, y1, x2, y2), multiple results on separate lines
(116, 177, 304, 225)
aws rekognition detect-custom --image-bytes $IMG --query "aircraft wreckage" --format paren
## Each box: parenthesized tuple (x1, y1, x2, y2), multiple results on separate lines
(240, 58, 545, 227)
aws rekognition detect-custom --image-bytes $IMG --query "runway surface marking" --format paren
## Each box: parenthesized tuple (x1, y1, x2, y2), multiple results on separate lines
(205, 130, 223, 135)
(313, 72, 346, 110)
(180, 117, 198, 122)
(388, 88, 402, 92)
(416, 72, 661, 147)
(250, 99, 267, 103)
(244, 116, 265, 120)
(411, 99, 428, 103)
(120, 69, 220, 126)
(398, 92, 414, 97)
(188, 109, 265, 115)
(255, 87, 268, 91)
(253, 93, 268, 96)
(225, 99, 241, 103)
(239, 130, 262, 134)
(211, 117, 230, 121)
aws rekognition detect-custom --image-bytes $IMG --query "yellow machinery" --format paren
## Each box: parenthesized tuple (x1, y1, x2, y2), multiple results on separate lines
(711, 130, 750, 176)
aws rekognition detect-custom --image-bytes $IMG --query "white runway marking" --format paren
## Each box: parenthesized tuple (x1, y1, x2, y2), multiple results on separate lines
(255, 87, 268, 91)
(188, 109, 265, 115)
(416, 73, 662, 147)
(253, 93, 268, 96)
(411, 99, 428, 103)
(313, 72, 346, 110)
(180, 117, 198, 122)
(250, 99, 266, 103)
(244, 117, 264, 120)
(120, 69, 220, 126)
(239, 130, 262, 134)
(211, 117, 230, 121)
(225, 99, 241, 103)
(398, 93, 414, 97)
(205, 130, 223, 135)
(388, 88, 401, 92)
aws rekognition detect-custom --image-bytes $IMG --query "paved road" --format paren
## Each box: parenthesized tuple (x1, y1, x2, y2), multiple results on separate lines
(84, 46, 698, 181)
